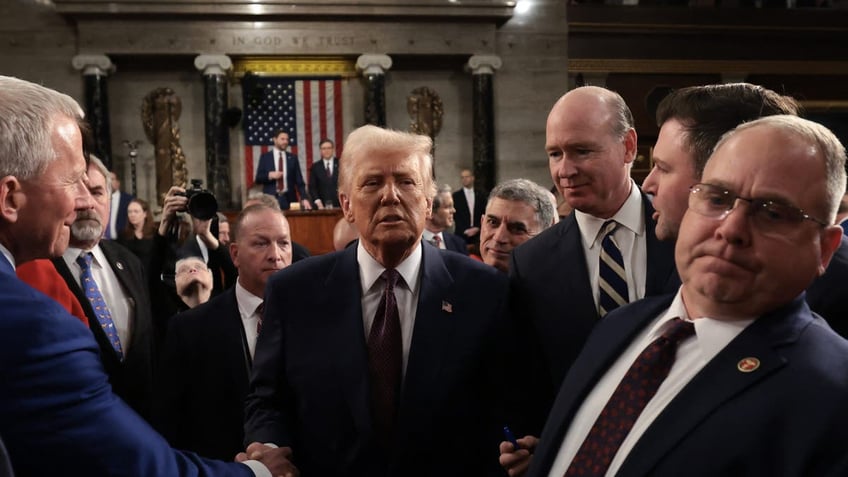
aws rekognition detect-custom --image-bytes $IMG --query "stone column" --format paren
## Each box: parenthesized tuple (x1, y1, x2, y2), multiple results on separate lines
(194, 54, 233, 209)
(71, 54, 115, 169)
(356, 54, 392, 127)
(467, 55, 502, 195)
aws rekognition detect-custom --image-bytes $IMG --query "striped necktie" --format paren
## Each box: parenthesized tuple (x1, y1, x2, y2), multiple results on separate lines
(598, 220, 629, 317)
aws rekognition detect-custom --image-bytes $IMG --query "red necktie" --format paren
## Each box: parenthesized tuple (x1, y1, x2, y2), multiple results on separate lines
(367, 269, 402, 449)
(277, 152, 285, 193)
(431, 235, 442, 249)
(565, 318, 695, 476)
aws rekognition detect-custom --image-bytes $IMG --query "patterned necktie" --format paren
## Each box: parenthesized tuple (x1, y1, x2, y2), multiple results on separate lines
(565, 318, 695, 477)
(255, 302, 264, 336)
(277, 151, 286, 193)
(430, 234, 442, 249)
(598, 220, 629, 317)
(367, 269, 402, 448)
(76, 252, 123, 358)
(326, 160, 332, 178)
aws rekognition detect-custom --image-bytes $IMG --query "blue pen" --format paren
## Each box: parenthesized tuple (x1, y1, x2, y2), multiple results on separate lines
(503, 425, 520, 451)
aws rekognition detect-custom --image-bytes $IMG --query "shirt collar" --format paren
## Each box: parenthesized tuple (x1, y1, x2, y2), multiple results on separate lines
(575, 180, 644, 248)
(357, 239, 422, 294)
(235, 279, 264, 318)
(0, 243, 15, 269)
(64, 243, 106, 268)
(653, 288, 756, 363)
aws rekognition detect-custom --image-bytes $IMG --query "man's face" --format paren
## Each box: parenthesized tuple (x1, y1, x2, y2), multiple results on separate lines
(430, 192, 455, 230)
(274, 132, 290, 151)
(460, 170, 474, 188)
(642, 118, 699, 241)
(546, 91, 636, 219)
(15, 115, 93, 262)
(110, 172, 120, 192)
(231, 208, 291, 297)
(320, 141, 335, 160)
(479, 197, 542, 272)
(175, 258, 213, 297)
(676, 125, 841, 320)
(340, 151, 432, 265)
(70, 163, 109, 247)
(218, 221, 231, 245)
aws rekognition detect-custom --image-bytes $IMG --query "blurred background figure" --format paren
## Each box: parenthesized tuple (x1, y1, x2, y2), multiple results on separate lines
(424, 185, 467, 254)
(106, 171, 134, 240)
(452, 168, 486, 253)
(216, 212, 231, 246)
(332, 216, 359, 251)
(119, 198, 156, 271)
(309, 138, 340, 209)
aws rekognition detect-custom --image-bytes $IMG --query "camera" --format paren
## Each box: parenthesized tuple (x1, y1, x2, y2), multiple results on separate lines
(178, 179, 218, 220)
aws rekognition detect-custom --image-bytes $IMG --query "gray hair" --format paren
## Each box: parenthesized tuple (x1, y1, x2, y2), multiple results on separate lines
(487, 178, 558, 230)
(338, 125, 436, 199)
(715, 115, 847, 223)
(88, 155, 112, 196)
(0, 76, 84, 180)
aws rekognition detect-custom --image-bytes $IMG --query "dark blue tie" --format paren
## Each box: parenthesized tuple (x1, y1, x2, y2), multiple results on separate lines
(598, 220, 629, 317)
(77, 252, 123, 358)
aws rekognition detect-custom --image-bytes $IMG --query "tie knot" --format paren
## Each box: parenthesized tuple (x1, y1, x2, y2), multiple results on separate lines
(76, 252, 93, 269)
(601, 220, 619, 237)
(661, 318, 696, 344)
(256, 302, 265, 319)
(381, 269, 400, 290)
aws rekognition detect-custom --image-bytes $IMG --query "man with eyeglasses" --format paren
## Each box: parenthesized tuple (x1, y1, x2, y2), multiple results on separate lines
(525, 115, 848, 477)
(642, 83, 848, 337)
(479, 178, 558, 273)
(174, 256, 214, 309)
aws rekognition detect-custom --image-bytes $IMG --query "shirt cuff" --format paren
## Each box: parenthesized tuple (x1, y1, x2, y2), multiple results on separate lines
(242, 460, 271, 477)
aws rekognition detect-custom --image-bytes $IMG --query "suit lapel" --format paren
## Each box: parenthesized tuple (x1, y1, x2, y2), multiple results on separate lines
(558, 215, 597, 320)
(619, 299, 807, 476)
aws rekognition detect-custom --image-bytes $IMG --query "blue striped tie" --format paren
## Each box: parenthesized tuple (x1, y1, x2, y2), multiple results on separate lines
(598, 220, 629, 317)
(77, 252, 123, 358)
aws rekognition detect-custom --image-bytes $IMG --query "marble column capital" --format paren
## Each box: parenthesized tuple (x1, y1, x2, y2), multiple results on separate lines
(467, 55, 502, 75)
(356, 54, 393, 76)
(194, 54, 233, 76)
(71, 54, 115, 76)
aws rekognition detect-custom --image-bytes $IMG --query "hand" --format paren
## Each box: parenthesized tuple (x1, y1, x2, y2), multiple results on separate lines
(464, 227, 480, 237)
(300, 199, 312, 211)
(193, 217, 220, 249)
(314, 199, 325, 210)
(498, 435, 538, 477)
(237, 442, 299, 477)
(269, 171, 284, 180)
(157, 186, 188, 236)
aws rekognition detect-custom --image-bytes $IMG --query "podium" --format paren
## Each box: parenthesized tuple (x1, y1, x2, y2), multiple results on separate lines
(284, 209, 344, 256)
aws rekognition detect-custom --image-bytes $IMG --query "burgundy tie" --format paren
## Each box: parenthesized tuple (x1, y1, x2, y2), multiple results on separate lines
(431, 235, 442, 249)
(277, 152, 285, 193)
(255, 302, 264, 336)
(565, 318, 695, 477)
(367, 269, 402, 448)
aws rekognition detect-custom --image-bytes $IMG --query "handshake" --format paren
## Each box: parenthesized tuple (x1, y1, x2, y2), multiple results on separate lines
(236, 442, 299, 477)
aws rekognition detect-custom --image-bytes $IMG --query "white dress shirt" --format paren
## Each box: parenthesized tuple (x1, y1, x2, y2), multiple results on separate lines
(422, 229, 445, 249)
(109, 190, 121, 239)
(575, 180, 647, 308)
(548, 288, 756, 477)
(358, 240, 422, 378)
(63, 244, 134, 353)
(235, 280, 263, 360)
(463, 187, 475, 224)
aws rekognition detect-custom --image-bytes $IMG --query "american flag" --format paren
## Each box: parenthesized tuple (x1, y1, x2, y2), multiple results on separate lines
(242, 76, 344, 190)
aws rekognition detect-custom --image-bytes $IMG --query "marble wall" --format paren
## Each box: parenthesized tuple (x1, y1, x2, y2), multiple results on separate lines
(1, 0, 568, 209)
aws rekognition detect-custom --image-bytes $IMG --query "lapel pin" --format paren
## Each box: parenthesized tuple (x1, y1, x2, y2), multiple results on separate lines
(116, 262, 124, 270)
(737, 357, 760, 373)
(441, 301, 453, 313)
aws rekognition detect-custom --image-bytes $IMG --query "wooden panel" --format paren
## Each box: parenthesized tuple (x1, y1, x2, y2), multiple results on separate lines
(284, 209, 344, 256)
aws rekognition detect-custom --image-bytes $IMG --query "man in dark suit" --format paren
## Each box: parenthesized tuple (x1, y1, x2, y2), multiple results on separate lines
(505, 87, 679, 461)
(51, 155, 156, 421)
(452, 168, 486, 247)
(309, 138, 340, 209)
(0, 75, 291, 476)
(106, 171, 133, 239)
(254, 129, 311, 211)
(244, 125, 525, 477)
(642, 83, 848, 338)
(526, 115, 848, 477)
(155, 204, 292, 460)
(423, 186, 467, 254)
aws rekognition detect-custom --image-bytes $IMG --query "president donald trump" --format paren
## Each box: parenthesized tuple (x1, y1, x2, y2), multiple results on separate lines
(245, 125, 525, 476)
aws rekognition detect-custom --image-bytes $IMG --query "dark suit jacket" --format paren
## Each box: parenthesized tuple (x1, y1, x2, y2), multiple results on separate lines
(443, 232, 468, 255)
(244, 242, 526, 477)
(51, 240, 156, 421)
(154, 287, 252, 460)
(509, 193, 679, 422)
(0, 435, 13, 477)
(309, 158, 339, 207)
(806, 236, 848, 338)
(452, 188, 486, 244)
(527, 294, 848, 477)
(177, 236, 238, 297)
(0, 257, 253, 476)
(109, 190, 133, 239)
(255, 149, 307, 210)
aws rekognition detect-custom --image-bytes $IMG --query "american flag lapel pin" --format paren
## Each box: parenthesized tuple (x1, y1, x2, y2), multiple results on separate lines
(441, 301, 453, 313)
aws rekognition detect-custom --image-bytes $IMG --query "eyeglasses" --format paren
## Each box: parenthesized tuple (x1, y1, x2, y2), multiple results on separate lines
(688, 183, 827, 236)
(176, 264, 209, 275)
